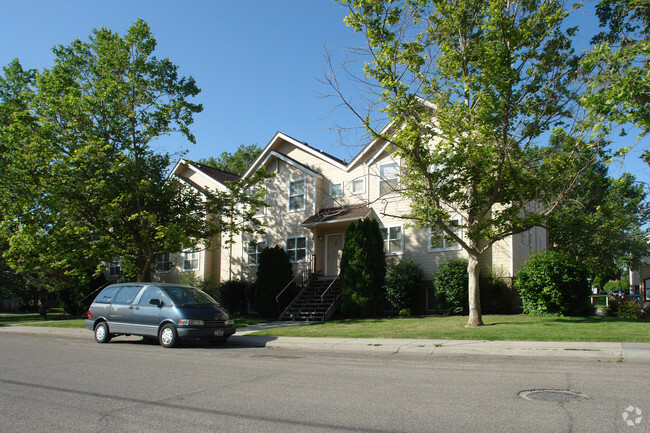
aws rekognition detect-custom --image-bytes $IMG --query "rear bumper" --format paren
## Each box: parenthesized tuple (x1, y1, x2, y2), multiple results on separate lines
(176, 326, 236, 340)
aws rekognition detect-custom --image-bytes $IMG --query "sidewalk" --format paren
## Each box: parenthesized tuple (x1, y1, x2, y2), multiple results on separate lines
(2, 323, 649, 361)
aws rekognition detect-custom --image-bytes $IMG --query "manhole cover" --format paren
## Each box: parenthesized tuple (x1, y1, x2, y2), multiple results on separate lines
(519, 389, 587, 403)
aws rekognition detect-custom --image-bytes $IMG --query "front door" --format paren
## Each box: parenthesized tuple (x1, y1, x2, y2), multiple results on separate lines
(326, 234, 344, 276)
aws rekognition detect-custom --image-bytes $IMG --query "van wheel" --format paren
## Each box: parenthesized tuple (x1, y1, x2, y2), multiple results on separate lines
(159, 324, 178, 348)
(94, 322, 111, 344)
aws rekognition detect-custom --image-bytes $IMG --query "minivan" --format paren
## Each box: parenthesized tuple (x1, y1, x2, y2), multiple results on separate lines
(86, 283, 235, 348)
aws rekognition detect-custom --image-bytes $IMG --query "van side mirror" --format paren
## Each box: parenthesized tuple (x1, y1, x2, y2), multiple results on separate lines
(149, 298, 161, 306)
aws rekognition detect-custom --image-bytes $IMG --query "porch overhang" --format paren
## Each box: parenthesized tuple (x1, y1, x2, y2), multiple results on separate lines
(301, 205, 371, 228)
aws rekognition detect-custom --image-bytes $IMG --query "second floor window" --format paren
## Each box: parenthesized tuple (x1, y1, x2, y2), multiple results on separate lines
(183, 250, 199, 271)
(429, 220, 461, 251)
(330, 181, 343, 198)
(289, 179, 305, 211)
(108, 257, 121, 277)
(379, 162, 399, 196)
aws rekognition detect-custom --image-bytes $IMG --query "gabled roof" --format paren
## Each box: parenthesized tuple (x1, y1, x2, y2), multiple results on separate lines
(192, 163, 240, 184)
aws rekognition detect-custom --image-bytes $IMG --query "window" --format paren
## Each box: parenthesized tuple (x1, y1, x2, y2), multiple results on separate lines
(379, 162, 399, 196)
(247, 240, 267, 266)
(350, 178, 365, 195)
(381, 226, 403, 255)
(289, 179, 306, 211)
(330, 181, 343, 198)
(286, 236, 307, 262)
(250, 187, 266, 217)
(183, 249, 199, 271)
(108, 257, 121, 277)
(154, 253, 172, 273)
(113, 285, 143, 305)
(137, 286, 163, 305)
(429, 220, 461, 251)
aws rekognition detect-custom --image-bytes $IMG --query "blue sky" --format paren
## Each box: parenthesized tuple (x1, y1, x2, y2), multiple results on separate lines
(1, 0, 647, 179)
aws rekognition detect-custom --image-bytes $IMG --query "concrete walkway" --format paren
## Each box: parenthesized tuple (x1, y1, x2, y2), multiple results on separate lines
(2, 322, 649, 361)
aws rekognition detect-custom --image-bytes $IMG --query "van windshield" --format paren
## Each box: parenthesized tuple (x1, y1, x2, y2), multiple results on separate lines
(163, 287, 218, 306)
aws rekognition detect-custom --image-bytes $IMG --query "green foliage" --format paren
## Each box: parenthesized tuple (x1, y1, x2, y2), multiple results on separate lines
(254, 246, 294, 318)
(606, 298, 642, 319)
(432, 259, 469, 315)
(337, 0, 598, 326)
(604, 277, 629, 293)
(515, 251, 593, 316)
(214, 280, 249, 316)
(479, 268, 515, 314)
(384, 259, 423, 313)
(198, 143, 262, 176)
(548, 161, 649, 283)
(339, 218, 386, 317)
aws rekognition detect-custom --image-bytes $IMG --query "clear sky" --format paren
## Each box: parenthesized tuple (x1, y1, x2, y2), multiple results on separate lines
(1, 0, 647, 179)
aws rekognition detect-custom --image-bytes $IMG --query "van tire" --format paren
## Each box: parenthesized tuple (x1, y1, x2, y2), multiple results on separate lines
(159, 324, 178, 348)
(94, 321, 112, 344)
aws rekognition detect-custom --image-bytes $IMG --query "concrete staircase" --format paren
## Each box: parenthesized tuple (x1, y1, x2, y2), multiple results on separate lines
(279, 276, 340, 321)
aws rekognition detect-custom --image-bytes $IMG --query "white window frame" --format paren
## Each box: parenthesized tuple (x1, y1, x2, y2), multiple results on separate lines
(182, 249, 200, 272)
(381, 225, 404, 255)
(379, 162, 399, 197)
(247, 240, 267, 266)
(108, 257, 121, 277)
(428, 219, 462, 252)
(330, 181, 344, 199)
(154, 252, 172, 273)
(350, 177, 365, 195)
(285, 236, 308, 263)
(288, 178, 306, 212)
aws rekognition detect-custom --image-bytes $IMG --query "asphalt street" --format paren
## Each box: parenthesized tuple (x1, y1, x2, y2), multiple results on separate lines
(0, 330, 649, 432)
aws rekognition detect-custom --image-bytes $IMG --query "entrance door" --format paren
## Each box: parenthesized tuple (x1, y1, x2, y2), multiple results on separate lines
(326, 234, 344, 276)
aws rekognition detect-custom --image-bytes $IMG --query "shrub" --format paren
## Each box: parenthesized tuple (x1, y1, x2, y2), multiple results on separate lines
(480, 268, 514, 314)
(433, 259, 469, 315)
(606, 298, 642, 319)
(254, 246, 294, 318)
(514, 251, 592, 316)
(214, 280, 249, 316)
(604, 277, 629, 294)
(340, 218, 386, 317)
(384, 259, 423, 314)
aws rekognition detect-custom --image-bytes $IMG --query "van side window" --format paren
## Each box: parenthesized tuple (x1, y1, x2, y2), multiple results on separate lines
(96, 286, 120, 304)
(113, 286, 142, 305)
(137, 287, 163, 305)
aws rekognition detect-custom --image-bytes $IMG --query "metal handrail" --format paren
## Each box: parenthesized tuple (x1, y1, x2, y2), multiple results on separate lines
(320, 275, 340, 302)
(276, 254, 315, 303)
(276, 275, 298, 303)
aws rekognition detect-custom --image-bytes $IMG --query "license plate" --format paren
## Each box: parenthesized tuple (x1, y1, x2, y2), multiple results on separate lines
(214, 330, 224, 337)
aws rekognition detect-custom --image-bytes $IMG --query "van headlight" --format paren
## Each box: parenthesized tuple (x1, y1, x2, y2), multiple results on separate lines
(178, 319, 204, 326)
(225, 318, 234, 326)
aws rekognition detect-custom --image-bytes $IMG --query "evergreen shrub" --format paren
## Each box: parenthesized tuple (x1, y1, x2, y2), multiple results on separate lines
(340, 218, 386, 317)
(254, 246, 294, 318)
(432, 259, 469, 315)
(215, 280, 249, 316)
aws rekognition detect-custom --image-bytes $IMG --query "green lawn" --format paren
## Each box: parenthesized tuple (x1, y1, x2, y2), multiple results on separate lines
(251, 315, 650, 343)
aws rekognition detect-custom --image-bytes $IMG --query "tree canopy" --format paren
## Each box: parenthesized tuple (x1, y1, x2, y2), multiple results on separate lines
(0, 19, 266, 300)
(198, 143, 262, 175)
(334, 0, 599, 326)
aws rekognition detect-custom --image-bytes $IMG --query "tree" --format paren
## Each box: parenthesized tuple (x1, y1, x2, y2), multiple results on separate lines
(198, 143, 262, 175)
(0, 20, 266, 289)
(548, 161, 649, 287)
(254, 246, 294, 318)
(339, 218, 386, 317)
(581, 0, 649, 150)
(332, 0, 597, 326)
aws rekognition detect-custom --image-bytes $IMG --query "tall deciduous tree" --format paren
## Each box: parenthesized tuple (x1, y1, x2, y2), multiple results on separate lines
(582, 0, 649, 151)
(333, 0, 598, 326)
(198, 143, 262, 175)
(548, 161, 649, 286)
(0, 20, 266, 289)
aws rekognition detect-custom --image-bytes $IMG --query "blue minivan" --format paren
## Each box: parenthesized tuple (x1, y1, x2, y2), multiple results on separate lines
(86, 283, 235, 348)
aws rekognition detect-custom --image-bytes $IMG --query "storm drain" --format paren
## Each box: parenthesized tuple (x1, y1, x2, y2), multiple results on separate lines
(519, 389, 587, 403)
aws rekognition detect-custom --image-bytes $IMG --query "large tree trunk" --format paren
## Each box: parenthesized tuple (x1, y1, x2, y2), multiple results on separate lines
(466, 254, 483, 327)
